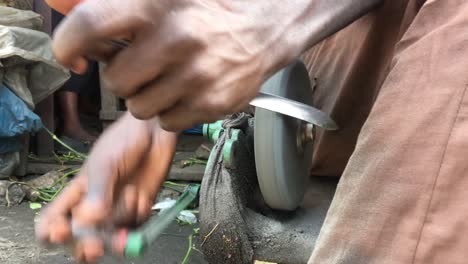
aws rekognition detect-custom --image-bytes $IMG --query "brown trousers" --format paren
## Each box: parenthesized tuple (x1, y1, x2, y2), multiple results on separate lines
(304, 0, 468, 263)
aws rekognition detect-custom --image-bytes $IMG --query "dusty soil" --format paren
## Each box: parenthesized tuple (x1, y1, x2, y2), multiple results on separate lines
(0, 204, 207, 264)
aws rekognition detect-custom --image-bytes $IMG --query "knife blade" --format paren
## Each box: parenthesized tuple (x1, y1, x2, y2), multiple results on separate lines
(251, 92, 338, 130)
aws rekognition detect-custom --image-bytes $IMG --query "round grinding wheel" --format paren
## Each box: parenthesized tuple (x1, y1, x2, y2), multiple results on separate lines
(254, 61, 313, 210)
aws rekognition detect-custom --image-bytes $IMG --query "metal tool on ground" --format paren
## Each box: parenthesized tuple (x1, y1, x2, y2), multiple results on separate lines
(71, 184, 200, 258)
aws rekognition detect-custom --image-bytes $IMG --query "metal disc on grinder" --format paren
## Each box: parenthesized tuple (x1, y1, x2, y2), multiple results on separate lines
(254, 61, 314, 210)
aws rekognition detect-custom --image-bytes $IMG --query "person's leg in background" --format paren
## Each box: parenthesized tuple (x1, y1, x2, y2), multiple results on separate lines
(57, 61, 101, 144)
(58, 89, 95, 142)
(309, 1, 468, 263)
(53, 9, 99, 145)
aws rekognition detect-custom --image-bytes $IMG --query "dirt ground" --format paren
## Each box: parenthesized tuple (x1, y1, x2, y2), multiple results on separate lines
(0, 133, 209, 264)
(0, 203, 208, 264)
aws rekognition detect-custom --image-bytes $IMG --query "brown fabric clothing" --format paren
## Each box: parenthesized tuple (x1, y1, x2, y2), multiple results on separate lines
(304, 0, 424, 177)
(304, 0, 468, 263)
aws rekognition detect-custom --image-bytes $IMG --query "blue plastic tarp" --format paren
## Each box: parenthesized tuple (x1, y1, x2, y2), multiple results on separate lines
(0, 84, 42, 153)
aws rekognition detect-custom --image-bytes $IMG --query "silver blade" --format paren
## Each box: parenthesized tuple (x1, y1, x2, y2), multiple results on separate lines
(250, 92, 338, 130)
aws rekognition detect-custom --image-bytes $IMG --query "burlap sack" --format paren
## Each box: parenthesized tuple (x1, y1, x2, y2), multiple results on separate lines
(199, 114, 336, 263)
(0, 7, 69, 108)
(0, 6, 42, 30)
(0, 0, 33, 11)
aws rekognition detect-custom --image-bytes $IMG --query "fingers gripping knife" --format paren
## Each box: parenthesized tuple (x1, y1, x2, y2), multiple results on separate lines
(205, 61, 338, 210)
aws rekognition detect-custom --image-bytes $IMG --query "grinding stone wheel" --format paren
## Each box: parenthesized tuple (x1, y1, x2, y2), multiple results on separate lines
(254, 61, 313, 210)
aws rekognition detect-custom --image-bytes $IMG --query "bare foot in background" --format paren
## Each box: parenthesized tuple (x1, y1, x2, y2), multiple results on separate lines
(58, 90, 96, 143)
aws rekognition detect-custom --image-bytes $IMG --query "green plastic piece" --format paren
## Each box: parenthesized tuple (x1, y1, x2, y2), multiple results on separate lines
(203, 120, 224, 140)
(127, 184, 201, 258)
(230, 130, 241, 141)
(124, 232, 146, 258)
(202, 124, 209, 138)
(211, 129, 222, 143)
(223, 139, 235, 166)
(222, 130, 243, 168)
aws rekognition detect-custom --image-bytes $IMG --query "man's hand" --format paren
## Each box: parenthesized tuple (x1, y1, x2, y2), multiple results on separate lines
(35, 113, 177, 263)
(54, 0, 382, 131)
(52, 0, 381, 132)
(52, 0, 308, 131)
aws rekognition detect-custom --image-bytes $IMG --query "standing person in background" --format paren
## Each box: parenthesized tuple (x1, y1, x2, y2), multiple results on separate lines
(52, 9, 99, 152)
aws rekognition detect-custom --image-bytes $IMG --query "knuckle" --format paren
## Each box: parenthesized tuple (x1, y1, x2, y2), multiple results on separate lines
(168, 18, 205, 50)
(191, 63, 216, 84)
(180, 29, 202, 47)
(204, 96, 231, 114)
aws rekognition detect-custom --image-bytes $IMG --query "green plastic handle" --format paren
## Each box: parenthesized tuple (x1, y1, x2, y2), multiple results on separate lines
(123, 184, 200, 258)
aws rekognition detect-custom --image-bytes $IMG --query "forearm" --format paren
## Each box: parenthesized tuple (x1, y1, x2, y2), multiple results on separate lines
(226, 0, 383, 69)
(282, 0, 384, 52)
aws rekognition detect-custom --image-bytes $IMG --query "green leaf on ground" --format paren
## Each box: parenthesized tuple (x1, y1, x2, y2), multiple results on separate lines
(29, 202, 42, 210)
